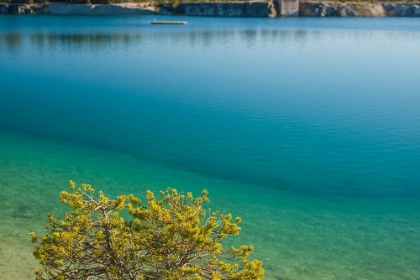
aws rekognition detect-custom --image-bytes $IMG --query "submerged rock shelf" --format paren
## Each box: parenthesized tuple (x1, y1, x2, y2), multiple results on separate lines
(0, 1, 419, 17)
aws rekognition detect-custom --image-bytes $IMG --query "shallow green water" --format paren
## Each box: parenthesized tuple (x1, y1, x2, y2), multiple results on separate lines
(1, 15, 420, 279)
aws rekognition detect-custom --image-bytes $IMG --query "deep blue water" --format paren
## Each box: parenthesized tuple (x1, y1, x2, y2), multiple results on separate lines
(1, 15, 420, 279)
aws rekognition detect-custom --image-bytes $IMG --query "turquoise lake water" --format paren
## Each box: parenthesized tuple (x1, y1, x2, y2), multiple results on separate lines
(1, 15, 420, 279)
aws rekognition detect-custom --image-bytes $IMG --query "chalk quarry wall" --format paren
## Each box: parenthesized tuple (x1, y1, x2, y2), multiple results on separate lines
(163, 2, 278, 17)
(299, 1, 420, 17)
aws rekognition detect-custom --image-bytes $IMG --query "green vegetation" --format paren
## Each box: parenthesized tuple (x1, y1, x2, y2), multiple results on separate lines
(30, 181, 264, 280)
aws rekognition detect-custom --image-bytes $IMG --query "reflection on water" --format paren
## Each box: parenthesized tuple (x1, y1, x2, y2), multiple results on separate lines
(1, 28, 419, 53)
(0, 29, 380, 53)
(0, 33, 23, 53)
(30, 33, 138, 50)
(0, 30, 297, 52)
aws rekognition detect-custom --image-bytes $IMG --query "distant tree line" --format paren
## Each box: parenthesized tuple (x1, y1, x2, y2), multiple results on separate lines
(0, 0, 151, 4)
(0, 0, 247, 5)
(0, 0, 417, 5)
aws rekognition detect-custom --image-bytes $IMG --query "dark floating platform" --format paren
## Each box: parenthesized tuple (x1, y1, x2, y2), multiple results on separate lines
(151, 21, 188, 25)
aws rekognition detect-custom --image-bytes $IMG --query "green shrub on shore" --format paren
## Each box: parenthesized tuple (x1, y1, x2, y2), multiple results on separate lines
(30, 181, 264, 280)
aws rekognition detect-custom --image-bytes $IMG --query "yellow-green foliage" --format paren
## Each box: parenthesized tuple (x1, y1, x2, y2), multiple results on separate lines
(31, 181, 264, 280)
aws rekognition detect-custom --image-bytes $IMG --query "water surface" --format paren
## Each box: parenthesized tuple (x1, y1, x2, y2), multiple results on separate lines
(1, 15, 420, 280)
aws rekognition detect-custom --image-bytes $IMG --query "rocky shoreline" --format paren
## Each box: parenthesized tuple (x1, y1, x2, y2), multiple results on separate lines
(300, 2, 420, 16)
(163, 2, 278, 17)
(0, 1, 419, 17)
(0, 3, 160, 15)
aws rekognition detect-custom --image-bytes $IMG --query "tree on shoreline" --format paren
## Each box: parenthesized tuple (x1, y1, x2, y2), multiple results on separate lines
(30, 181, 264, 280)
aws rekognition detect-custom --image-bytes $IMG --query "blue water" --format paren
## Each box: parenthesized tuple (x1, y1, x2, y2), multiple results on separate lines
(1, 15, 420, 279)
